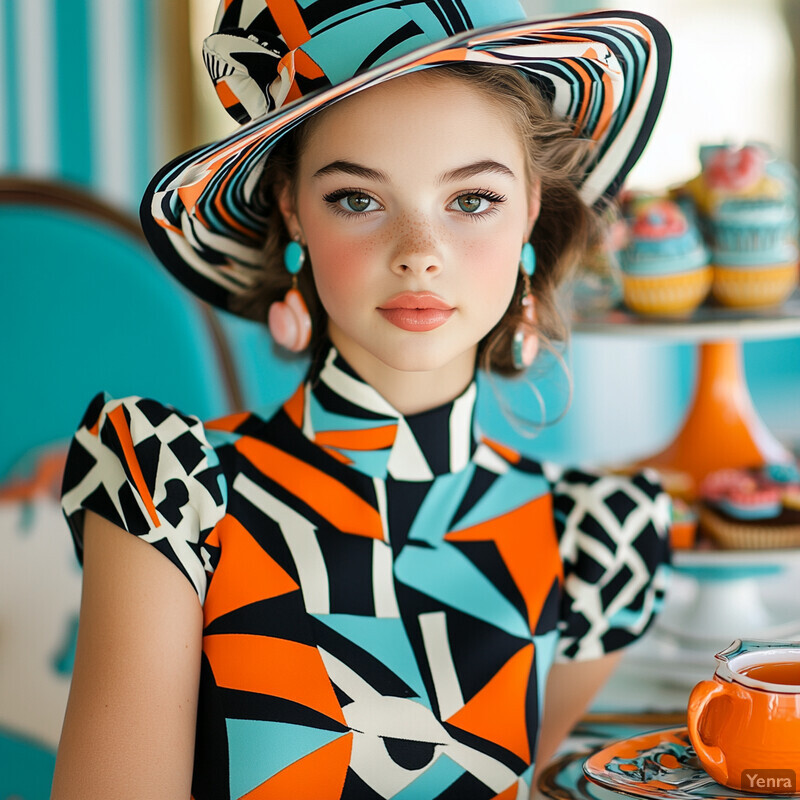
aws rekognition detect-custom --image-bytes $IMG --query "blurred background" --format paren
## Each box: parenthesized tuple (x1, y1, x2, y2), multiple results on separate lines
(1, 0, 799, 796)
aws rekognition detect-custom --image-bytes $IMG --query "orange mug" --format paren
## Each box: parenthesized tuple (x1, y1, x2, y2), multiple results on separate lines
(687, 639, 800, 794)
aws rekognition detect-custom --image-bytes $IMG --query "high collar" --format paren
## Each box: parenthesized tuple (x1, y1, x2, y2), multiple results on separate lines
(287, 346, 479, 481)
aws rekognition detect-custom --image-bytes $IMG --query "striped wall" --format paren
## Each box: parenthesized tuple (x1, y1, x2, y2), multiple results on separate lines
(0, 0, 191, 211)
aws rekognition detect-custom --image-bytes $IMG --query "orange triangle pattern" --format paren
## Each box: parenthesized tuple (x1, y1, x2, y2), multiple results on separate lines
(492, 781, 520, 800)
(242, 731, 353, 800)
(283, 384, 305, 428)
(204, 515, 299, 625)
(445, 494, 562, 630)
(235, 436, 383, 539)
(480, 436, 521, 465)
(206, 411, 251, 433)
(204, 634, 346, 726)
(447, 643, 534, 764)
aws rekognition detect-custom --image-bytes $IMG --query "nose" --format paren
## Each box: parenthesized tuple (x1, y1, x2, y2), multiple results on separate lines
(390, 215, 443, 276)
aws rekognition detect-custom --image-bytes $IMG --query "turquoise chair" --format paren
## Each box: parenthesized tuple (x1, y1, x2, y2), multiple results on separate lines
(0, 177, 242, 480)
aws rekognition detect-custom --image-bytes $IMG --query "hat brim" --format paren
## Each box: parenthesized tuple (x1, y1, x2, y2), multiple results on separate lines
(141, 9, 670, 314)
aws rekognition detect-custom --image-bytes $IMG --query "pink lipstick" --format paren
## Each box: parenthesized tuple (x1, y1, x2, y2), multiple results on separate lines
(378, 292, 454, 331)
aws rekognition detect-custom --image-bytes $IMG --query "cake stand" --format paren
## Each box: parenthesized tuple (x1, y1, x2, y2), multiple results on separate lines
(573, 291, 800, 487)
(574, 292, 800, 688)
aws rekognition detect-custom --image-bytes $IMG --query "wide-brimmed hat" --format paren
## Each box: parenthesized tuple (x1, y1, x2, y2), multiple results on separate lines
(140, 0, 671, 315)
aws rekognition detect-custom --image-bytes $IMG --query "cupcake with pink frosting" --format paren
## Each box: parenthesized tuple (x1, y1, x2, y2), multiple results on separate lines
(699, 463, 800, 549)
(618, 198, 712, 315)
(679, 143, 799, 308)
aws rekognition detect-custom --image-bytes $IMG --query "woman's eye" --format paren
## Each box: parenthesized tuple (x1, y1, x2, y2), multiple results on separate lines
(344, 193, 373, 212)
(455, 194, 487, 213)
(325, 191, 379, 214)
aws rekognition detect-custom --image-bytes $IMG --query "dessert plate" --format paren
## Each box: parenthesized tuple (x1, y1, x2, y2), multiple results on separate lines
(582, 727, 799, 799)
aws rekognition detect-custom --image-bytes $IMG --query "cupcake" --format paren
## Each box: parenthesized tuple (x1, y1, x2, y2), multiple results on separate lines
(679, 144, 799, 308)
(698, 463, 800, 549)
(618, 199, 712, 315)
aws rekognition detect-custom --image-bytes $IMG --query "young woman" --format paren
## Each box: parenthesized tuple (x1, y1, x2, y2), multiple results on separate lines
(53, 2, 672, 798)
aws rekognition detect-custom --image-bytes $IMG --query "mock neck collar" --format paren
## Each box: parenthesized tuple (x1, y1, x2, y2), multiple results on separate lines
(287, 346, 478, 481)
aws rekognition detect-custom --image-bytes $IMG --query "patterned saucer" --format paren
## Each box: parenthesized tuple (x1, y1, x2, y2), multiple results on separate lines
(582, 727, 799, 799)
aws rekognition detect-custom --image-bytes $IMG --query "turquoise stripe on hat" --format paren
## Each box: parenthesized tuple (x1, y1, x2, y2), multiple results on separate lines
(2, 0, 20, 169)
(301, 7, 446, 84)
(55, 0, 93, 186)
(459, 0, 526, 29)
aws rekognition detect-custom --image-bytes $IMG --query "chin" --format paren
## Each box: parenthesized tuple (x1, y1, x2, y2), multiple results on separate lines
(373, 336, 478, 375)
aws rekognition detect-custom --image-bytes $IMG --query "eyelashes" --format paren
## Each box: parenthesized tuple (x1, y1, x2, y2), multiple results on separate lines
(323, 188, 382, 216)
(321, 187, 508, 219)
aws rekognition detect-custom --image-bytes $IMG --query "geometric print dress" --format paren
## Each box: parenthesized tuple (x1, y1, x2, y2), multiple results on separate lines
(61, 344, 671, 800)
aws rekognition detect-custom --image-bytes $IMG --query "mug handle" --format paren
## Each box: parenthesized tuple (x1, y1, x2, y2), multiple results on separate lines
(687, 680, 730, 781)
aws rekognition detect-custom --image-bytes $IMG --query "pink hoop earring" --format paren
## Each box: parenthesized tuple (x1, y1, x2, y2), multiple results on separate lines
(512, 242, 538, 370)
(268, 239, 312, 352)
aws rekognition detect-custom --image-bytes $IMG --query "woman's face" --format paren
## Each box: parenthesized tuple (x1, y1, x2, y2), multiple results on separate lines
(280, 71, 539, 401)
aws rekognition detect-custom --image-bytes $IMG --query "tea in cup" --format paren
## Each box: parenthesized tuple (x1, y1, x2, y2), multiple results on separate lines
(687, 639, 800, 793)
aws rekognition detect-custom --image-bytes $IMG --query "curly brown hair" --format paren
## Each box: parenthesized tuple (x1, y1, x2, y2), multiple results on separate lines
(233, 63, 600, 375)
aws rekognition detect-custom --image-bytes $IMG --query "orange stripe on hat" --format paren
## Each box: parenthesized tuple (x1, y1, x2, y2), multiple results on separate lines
(295, 47, 325, 80)
(236, 437, 384, 539)
(213, 150, 262, 239)
(204, 633, 346, 724)
(270, 0, 312, 50)
(107, 405, 161, 528)
(592, 69, 615, 142)
(178, 164, 218, 214)
(214, 79, 242, 111)
(315, 424, 397, 452)
(155, 218, 183, 235)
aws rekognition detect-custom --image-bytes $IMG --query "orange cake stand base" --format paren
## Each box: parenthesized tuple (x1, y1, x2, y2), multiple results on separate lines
(639, 339, 792, 492)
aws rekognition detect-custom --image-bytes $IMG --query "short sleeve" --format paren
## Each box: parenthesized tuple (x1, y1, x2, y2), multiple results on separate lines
(60, 393, 227, 603)
(545, 465, 672, 662)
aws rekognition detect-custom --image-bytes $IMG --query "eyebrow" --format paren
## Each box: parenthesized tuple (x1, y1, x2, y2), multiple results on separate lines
(312, 160, 387, 181)
(438, 160, 517, 184)
(311, 158, 517, 183)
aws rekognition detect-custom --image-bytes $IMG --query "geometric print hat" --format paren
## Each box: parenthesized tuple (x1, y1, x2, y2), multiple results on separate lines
(140, 0, 671, 316)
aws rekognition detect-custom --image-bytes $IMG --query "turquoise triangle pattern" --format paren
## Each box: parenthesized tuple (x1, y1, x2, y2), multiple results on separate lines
(226, 718, 344, 799)
(395, 542, 530, 640)
(450, 470, 549, 533)
(390, 752, 465, 799)
(313, 614, 430, 706)
(407, 468, 475, 546)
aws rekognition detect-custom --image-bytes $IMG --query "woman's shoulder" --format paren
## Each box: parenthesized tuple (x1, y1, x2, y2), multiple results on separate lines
(61, 392, 241, 601)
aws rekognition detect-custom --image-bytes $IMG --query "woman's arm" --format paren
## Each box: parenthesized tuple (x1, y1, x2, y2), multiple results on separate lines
(531, 651, 622, 797)
(51, 510, 204, 800)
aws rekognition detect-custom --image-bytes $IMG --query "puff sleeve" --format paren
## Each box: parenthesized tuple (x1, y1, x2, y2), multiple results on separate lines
(545, 466, 672, 662)
(60, 393, 227, 603)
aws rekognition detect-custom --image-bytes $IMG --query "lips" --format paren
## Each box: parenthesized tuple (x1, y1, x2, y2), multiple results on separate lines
(378, 292, 454, 331)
